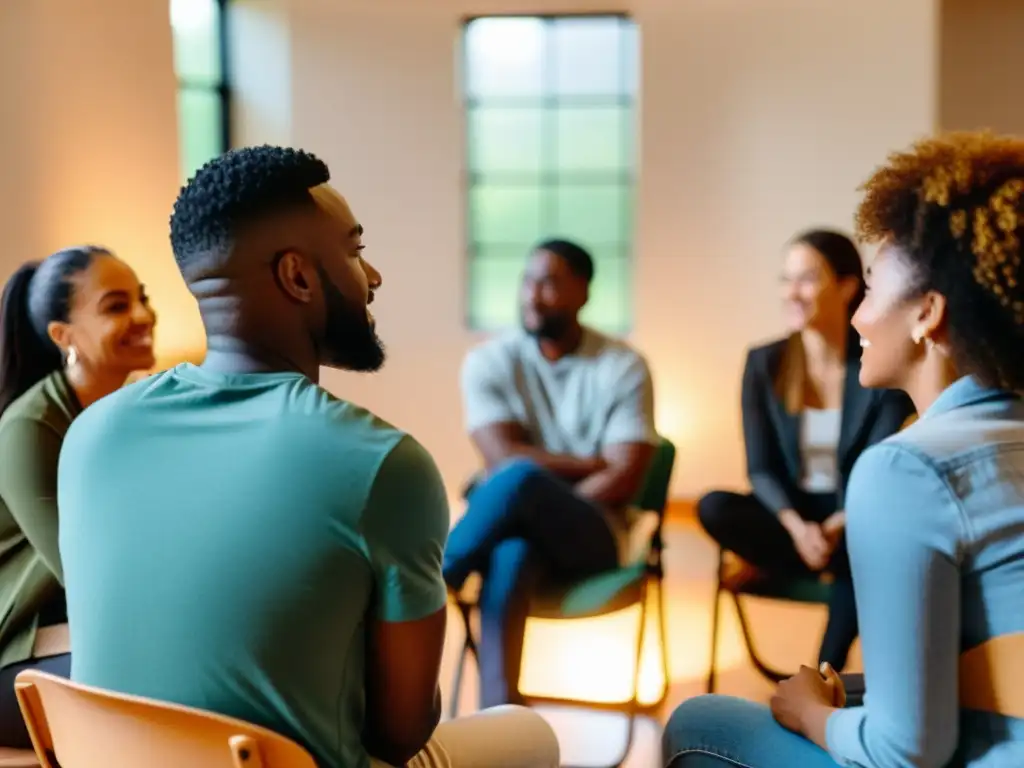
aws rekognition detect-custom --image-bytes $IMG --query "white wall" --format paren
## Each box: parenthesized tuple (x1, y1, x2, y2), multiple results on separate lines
(0, 0, 202, 363)
(230, 0, 938, 498)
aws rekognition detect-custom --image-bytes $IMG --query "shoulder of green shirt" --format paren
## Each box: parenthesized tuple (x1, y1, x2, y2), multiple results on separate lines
(0, 374, 75, 440)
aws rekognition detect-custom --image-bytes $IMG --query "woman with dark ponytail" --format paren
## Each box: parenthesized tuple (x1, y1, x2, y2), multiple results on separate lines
(0, 246, 157, 746)
(696, 229, 915, 674)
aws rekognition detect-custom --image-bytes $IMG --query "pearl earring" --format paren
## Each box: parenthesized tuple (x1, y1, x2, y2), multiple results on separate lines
(66, 346, 79, 368)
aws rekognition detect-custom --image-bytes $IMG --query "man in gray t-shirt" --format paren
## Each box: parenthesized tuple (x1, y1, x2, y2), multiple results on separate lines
(444, 239, 658, 708)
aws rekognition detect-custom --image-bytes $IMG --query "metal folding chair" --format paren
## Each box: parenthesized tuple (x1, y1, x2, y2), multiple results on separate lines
(450, 437, 676, 768)
(706, 547, 832, 691)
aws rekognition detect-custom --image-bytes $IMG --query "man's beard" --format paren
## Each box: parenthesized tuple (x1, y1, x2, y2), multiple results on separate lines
(318, 265, 386, 372)
(522, 310, 571, 341)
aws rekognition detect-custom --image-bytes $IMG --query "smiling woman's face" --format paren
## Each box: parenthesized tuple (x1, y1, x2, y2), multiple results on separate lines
(851, 243, 924, 389)
(47, 254, 157, 376)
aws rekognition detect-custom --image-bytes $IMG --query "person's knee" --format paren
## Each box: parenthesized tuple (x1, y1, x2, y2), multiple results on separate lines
(663, 696, 711, 760)
(696, 491, 737, 539)
(663, 695, 740, 761)
(486, 458, 547, 489)
(471, 458, 554, 509)
(435, 705, 560, 767)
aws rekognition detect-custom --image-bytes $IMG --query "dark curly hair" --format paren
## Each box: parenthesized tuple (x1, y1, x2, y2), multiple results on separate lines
(169, 145, 331, 279)
(535, 239, 595, 283)
(856, 131, 1024, 390)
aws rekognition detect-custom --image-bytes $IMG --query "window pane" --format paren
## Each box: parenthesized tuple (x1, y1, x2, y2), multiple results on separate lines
(555, 107, 627, 172)
(464, 17, 546, 98)
(463, 15, 637, 332)
(468, 250, 527, 329)
(582, 254, 630, 333)
(470, 185, 544, 245)
(552, 16, 626, 96)
(178, 88, 223, 180)
(171, 0, 222, 84)
(621, 20, 639, 97)
(469, 107, 544, 175)
(553, 184, 631, 245)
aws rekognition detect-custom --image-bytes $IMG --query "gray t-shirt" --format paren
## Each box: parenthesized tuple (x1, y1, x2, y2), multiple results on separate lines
(460, 328, 659, 563)
(460, 326, 658, 462)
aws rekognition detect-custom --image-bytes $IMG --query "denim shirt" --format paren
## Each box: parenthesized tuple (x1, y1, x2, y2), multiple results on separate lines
(826, 376, 1024, 768)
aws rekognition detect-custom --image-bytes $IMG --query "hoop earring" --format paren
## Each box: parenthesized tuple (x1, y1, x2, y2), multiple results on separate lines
(66, 346, 79, 368)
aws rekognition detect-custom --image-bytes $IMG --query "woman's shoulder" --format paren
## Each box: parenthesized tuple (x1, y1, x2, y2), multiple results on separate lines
(0, 374, 74, 443)
(746, 336, 790, 360)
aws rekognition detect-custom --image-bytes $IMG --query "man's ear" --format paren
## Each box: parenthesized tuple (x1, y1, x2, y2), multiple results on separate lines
(274, 250, 317, 304)
(47, 320, 72, 355)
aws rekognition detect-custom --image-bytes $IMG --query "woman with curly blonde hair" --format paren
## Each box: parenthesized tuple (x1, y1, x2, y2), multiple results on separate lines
(664, 131, 1024, 767)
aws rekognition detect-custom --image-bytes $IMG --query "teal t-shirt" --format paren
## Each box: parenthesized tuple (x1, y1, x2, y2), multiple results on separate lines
(57, 364, 450, 768)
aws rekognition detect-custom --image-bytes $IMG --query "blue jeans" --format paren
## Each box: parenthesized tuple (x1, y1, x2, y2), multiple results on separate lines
(663, 695, 842, 767)
(443, 459, 618, 708)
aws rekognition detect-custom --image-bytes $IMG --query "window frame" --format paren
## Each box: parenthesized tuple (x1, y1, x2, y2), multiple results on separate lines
(459, 12, 638, 334)
(173, 0, 232, 176)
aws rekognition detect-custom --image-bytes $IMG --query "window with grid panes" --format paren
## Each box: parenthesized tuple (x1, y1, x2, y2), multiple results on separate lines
(462, 15, 638, 333)
(170, 0, 230, 181)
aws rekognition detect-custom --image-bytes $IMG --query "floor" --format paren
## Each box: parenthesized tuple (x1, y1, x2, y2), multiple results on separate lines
(436, 517, 862, 767)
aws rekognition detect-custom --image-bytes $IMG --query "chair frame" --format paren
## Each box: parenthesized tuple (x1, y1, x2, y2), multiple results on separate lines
(450, 532, 669, 768)
(14, 669, 318, 768)
(449, 440, 675, 768)
(706, 547, 832, 692)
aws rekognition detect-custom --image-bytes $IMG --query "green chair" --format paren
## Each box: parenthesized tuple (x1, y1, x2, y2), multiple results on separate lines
(449, 437, 676, 768)
(706, 547, 833, 692)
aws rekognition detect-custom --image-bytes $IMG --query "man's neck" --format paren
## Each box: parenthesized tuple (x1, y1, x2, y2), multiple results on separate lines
(537, 323, 584, 362)
(202, 335, 319, 383)
(197, 294, 320, 382)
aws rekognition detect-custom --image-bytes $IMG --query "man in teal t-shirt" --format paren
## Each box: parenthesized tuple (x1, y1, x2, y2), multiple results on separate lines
(57, 147, 450, 768)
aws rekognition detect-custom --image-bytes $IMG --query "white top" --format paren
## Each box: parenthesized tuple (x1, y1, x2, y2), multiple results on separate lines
(460, 327, 659, 564)
(460, 327, 658, 457)
(800, 408, 841, 493)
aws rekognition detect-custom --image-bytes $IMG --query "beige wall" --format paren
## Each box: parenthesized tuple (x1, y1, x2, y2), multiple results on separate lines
(232, 0, 938, 497)
(940, 0, 1024, 134)
(0, 0, 202, 364)
(1, 0, 945, 499)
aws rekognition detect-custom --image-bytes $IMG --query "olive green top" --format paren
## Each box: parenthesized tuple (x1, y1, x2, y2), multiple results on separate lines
(0, 372, 81, 668)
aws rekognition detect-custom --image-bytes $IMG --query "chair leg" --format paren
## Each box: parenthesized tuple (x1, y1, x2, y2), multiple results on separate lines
(562, 582, 648, 768)
(706, 551, 724, 693)
(730, 593, 790, 684)
(655, 576, 670, 707)
(449, 600, 478, 719)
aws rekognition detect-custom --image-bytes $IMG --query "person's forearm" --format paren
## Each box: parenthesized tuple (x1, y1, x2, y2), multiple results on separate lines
(575, 469, 637, 508)
(749, 472, 796, 517)
(778, 508, 803, 534)
(495, 444, 604, 480)
(799, 702, 837, 752)
(363, 689, 442, 766)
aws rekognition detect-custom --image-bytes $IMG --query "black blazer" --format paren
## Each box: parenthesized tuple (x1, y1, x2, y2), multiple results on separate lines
(741, 335, 916, 513)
